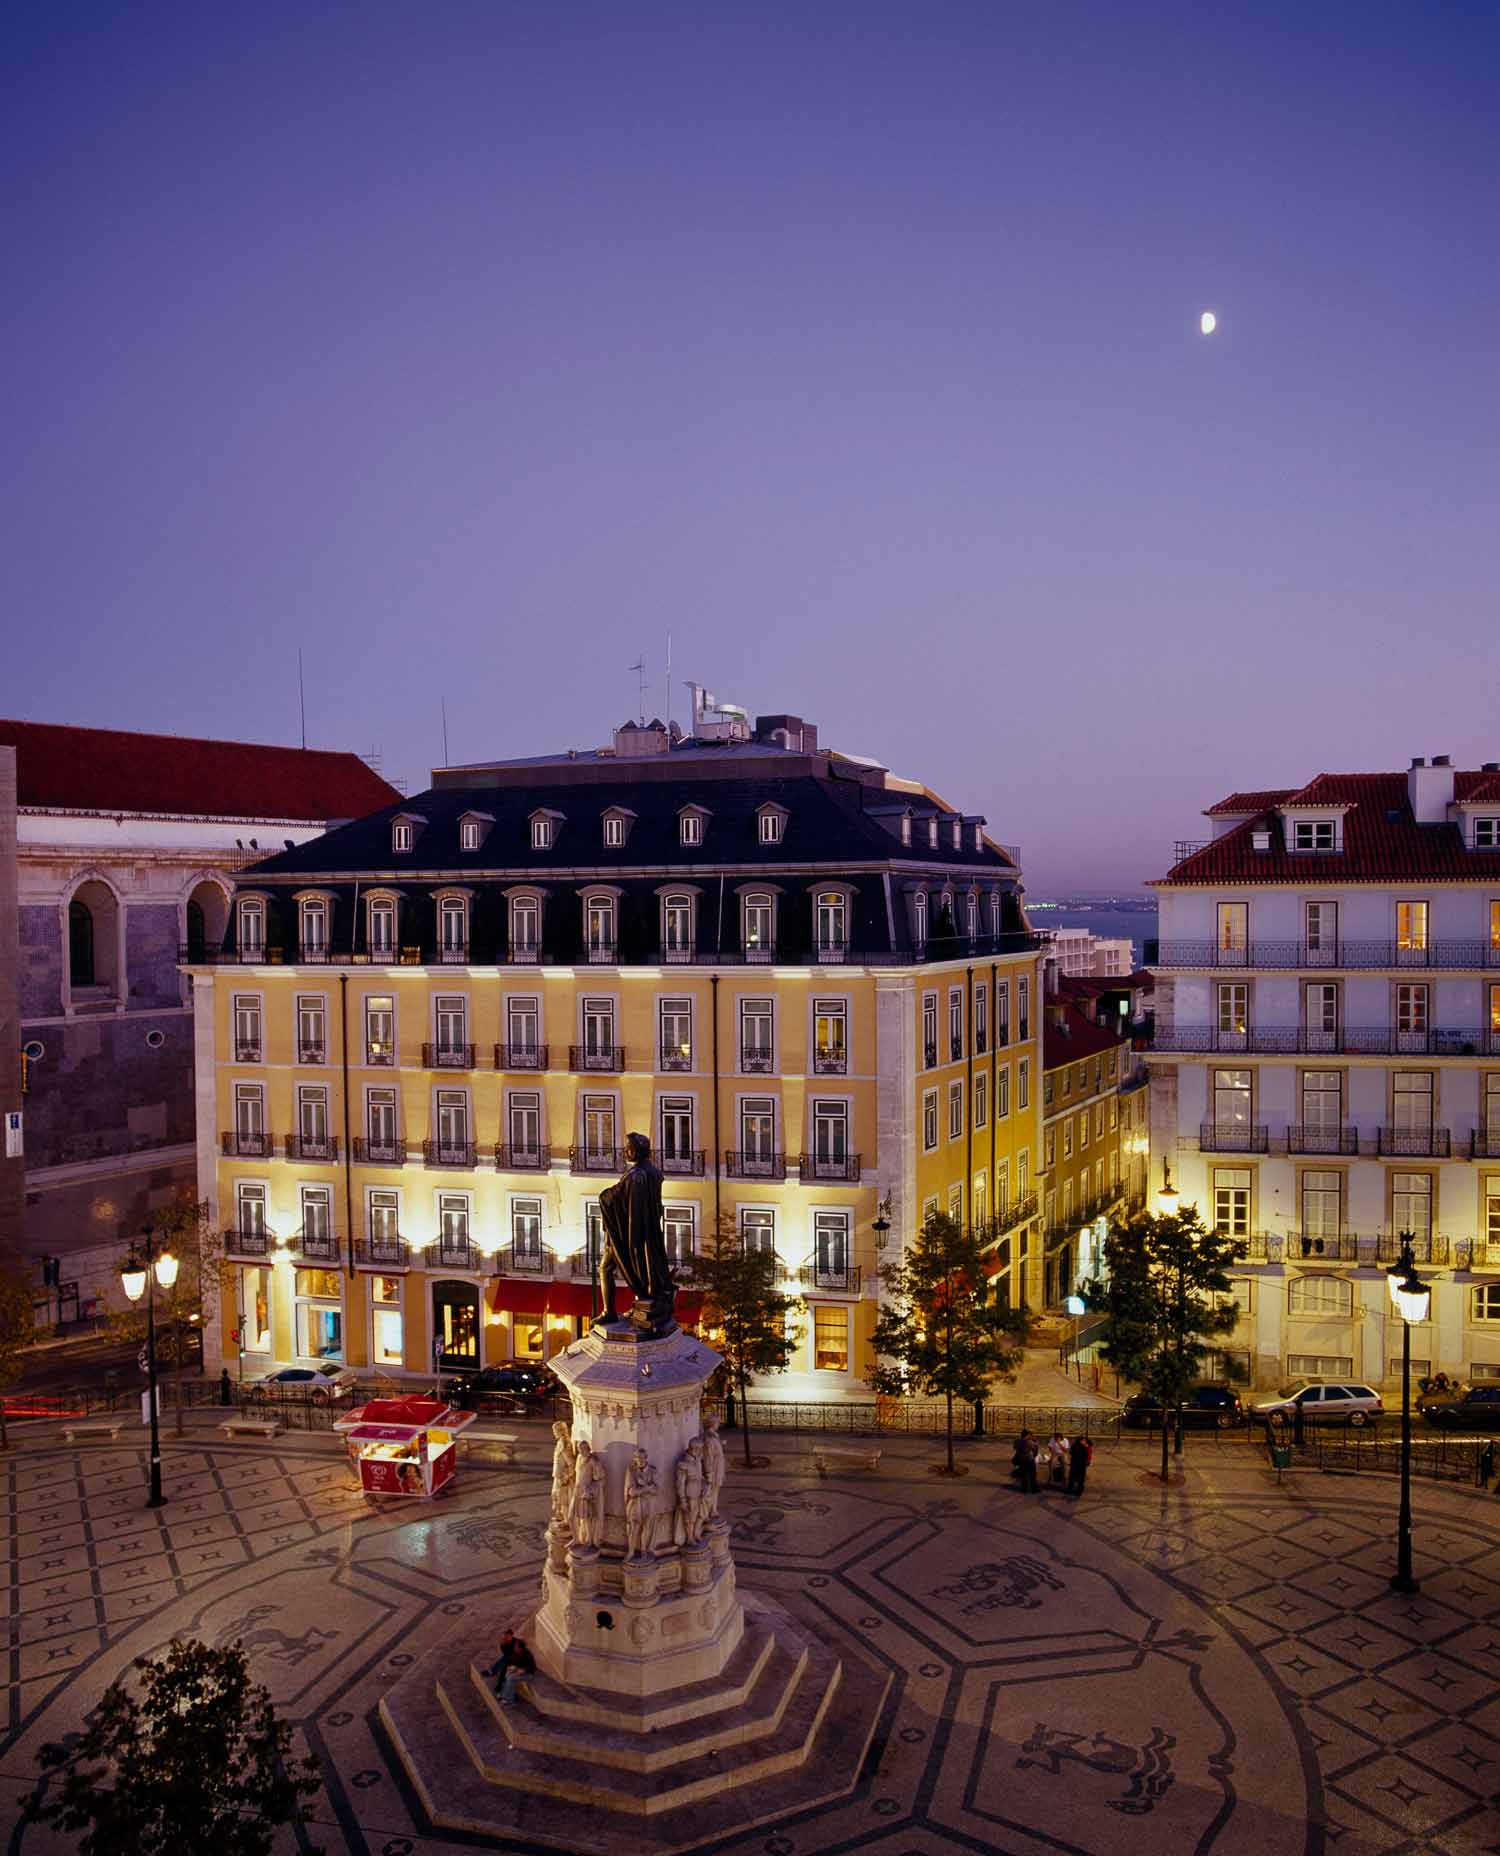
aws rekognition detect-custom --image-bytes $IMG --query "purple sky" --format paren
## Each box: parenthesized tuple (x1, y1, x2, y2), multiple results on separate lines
(4, 3, 1495, 894)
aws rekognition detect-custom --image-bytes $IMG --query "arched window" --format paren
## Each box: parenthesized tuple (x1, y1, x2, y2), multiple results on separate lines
(438, 897, 468, 962)
(69, 900, 95, 986)
(510, 896, 541, 961)
(742, 892, 775, 962)
(185, 900, 206, 963)
(815, 892, 847, 955)
(965, 892, 978, 941)
(912, 891, 929, 950)
(661, 894, 695, 959)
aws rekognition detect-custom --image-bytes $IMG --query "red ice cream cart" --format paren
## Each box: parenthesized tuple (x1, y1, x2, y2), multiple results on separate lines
(334, 1396, 475, 1499)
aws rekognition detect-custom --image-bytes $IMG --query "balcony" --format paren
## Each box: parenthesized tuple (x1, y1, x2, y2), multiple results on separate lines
(498, 1243, 554, 1277)
(283, 1133, 341, 1163)
(223, 1226, 274, 1259)
(233, 1041, 262, 1064)
(1376, 1126, 1451, 1158)
(990, 1192, 1040, 1236)
(814, 939, 849, 965)
(1286, 1232, 1360, 1262)
(812, 1047, 847, 1075)
(364, 1046, 397, 1067)
(950, 1037, 964, 1063)
(495, 1042, 548, 1071)
(1454, 1237, 1500, 1269)
(659, 1046, 694, 1073)
(1287, 1124, 1359, 1155)
(352, 1136, 407, 1165)
(1198, 1122, 1269, 1154)
(923, 1042, 938, 1068)
(584, 940, 618, 966)
(221, 1130, 272, 1158)
(426, 1235, 481, 1271)
(1152, 938, 1500, 972)
(298, 942, 330, 964)
(436, 942, 470, 965)
(799, 1259, 862, 1294)
(422, 1041, 476, 1071)
(423, 1139, 477, 1169)
(569, 1044, 623, 1073)
(660, 942, 697, 965)
(723, 1150, 787, 1181)
(1150, 1026, 1499, 1058)
(660, 1148, 705, 1177)
(354, 1234, 410, 1270)
(493, 1141, 552, 1172)
(570, 1145, 624, 1176)
(1471, 1131, 1500, 1159)
(507, 941, 541, 965)
(297, 1042, 326, 1065)
(799, 1151, 862, 1182)
(740, 1049, 774, 1075)
(290, 1225, 341, 1264)
(569, 1248, 601, 1281)
(1374, 1233, 1449, 1266)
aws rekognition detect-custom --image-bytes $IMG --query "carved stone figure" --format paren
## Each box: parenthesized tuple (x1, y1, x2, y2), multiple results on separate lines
(570, 1439, 604, 1548)
(549, 1421, 576, 1526)
(623, 1446, 659, 1559)
(597, 1132, 675, 1335)
(674, 1438, 706, 1546)
(700, 1414, 726, 1523)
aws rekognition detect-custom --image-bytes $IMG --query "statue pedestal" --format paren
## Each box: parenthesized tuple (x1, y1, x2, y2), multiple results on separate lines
(378, 1319, 891, 1849)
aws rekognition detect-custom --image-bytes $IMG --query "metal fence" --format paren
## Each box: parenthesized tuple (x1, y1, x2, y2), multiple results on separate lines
(1313, 1431, 1491, 1485)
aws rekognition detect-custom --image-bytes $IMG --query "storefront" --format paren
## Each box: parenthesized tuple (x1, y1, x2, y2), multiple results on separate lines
(335, 1396, 475, 1500)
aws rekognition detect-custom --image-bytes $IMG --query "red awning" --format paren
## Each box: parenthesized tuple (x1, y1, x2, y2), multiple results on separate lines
(485, 1280, 632, 1318)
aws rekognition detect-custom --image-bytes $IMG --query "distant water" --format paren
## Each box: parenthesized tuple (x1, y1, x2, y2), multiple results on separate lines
(1027, 904, 1158, 970)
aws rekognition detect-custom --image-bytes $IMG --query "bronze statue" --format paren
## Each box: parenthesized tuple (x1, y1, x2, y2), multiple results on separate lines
(596, 1131, 676, 1334)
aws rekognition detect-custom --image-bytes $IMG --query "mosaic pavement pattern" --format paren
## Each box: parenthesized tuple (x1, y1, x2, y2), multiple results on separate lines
(2, 1426, 1499, 1855)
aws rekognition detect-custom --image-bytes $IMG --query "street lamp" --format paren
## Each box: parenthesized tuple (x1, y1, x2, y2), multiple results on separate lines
(1386, 1232, 1430, 1595)
(1159, 1159, 1178, 1211)
(120, 1228, 178, 1509)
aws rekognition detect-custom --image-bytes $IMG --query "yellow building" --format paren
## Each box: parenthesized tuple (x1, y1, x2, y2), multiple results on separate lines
(190, 703, 1044, 1399)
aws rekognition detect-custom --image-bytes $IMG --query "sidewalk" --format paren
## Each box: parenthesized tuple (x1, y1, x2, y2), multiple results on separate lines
(1003, 1344, 1122, 1410)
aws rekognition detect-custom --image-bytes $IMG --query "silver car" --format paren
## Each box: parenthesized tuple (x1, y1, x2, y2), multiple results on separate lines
(1253, 1379, 1384, 1426)
(246, 1362, 358, 1403)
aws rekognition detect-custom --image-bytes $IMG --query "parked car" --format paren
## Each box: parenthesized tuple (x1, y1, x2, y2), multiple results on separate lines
(1252, 1380, 1383, 1426)
(246, 1363, 357, 1403)
(445, 1363, 556, 1412)
(1122, 1385, 1245, 1429)
(1418, 1383, 1500, 1428)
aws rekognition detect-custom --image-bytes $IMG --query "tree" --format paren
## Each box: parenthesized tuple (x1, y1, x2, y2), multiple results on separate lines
(693, 1215, 805, 1467)
(31, 1636, 321, 1856)
(99, 1196, 222, 1432)
(1083, 1205, 1247, 1480)
(0, 1267, 37, 1449)
(868, 1212, 1029, 1475)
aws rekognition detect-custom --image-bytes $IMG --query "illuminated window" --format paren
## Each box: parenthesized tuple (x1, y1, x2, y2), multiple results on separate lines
(813, 1306, 849, 1372)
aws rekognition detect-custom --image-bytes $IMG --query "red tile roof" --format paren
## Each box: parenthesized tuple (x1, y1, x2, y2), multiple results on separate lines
(1043, 982, 1131, 1068)
(0, 718, 400, 822)
(1204, 789, 1296, 816)
(1160, 769, 1500, 885)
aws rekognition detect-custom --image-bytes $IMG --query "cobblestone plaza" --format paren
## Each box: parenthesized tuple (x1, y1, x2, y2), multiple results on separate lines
(3, 1422, 1498, 1854)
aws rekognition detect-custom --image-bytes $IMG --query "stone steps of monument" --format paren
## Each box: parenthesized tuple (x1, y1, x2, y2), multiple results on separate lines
(434, 1629, 843, 1814)
(465, 1632, 808, 1772)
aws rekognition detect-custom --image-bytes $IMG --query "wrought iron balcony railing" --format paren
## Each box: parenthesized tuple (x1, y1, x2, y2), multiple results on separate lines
(498, 1243, 554, 1277)
(493, 1141, 551, 1172)
(1471, 1131, 1500, 1159)
(659, 1046, 694, 1072)
(284, 1133, 340, 1162)
(1376, 1126, 1451, 1158)
(423, 1139, 477, 1169)
(223, 1226, 274, 1258)
(354, 1234, 410, 1269)
(233, 1041, 262, 1064)
(660, 1148, 705, 1177)
(1152, 938, 1500, 972)
(364, 1046, 397, 1067)
(813, 1047, 847, 1074)
(297, 1042, 326, 1064)
(436, 942, 470, 965)
(495, 1042, 547, 1071)
(799, 1151, 861, 1181)
(570, 1145, 624, 1176)
(569, 1044, 623, 1073)
(222, 1130, 271, 1158)
(923, 1042, 938, 1068)
(1286, 1124, 1359, 1155)
(723, 1150, 786, 1181)
(798, 1260, 862, 1293)
(740, 1049, 775, 1074)
(289, 1225, 340, 1264)
(814, 939, 849, 964)
(422, 1041, 476, 1071)
(352, 1136, 407, 1165)
(1198, 1123, 1269, 1154)
(426, 1235, 481, 1271)
(1150, 1026, 1499, 1058)
(659, 942, 697, 964)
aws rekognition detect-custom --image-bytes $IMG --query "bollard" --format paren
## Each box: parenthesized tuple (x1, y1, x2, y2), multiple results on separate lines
(219, 1368, 233, 1408)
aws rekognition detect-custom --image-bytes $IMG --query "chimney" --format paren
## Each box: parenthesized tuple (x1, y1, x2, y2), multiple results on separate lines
(1043, 954, 1060, 997)
(1408, 754, 1455, 823)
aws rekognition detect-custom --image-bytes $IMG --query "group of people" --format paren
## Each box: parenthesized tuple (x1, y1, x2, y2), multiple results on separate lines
(1011, 1427, 1092, 1497)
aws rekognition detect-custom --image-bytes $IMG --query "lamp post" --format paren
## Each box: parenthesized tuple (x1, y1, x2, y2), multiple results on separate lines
(120, 1228, 179, 1509)
(1387, 1231, 1429, 1595)
(1159, 1159, 1178, 1213)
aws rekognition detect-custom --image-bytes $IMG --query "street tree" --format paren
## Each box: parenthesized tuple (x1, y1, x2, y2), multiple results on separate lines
(32, 1636, 321, 1856)
(694, 1214, 805, 1467)
(0, 1267, 36, 1448)
(1083, 1205, 1247, 1480)
(868, 1212, 1029, 1474)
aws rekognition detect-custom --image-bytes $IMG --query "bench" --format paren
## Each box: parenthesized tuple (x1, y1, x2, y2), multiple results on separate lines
(61, 1422, 123, 1444)
(463, 1430, 520, 1464)
(219, 1418, 282, 1439)
(811, 1445, 882, 1475)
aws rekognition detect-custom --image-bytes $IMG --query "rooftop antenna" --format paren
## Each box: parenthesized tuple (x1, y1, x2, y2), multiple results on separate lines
(297, 649, 307, 750)
(441, 697, 450, 767)
(629, 655, 647, 725)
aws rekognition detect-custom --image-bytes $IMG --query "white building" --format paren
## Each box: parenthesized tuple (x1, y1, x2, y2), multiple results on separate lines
(1147, 755, 1500, 1391)
(1046, 927, 1135, 980)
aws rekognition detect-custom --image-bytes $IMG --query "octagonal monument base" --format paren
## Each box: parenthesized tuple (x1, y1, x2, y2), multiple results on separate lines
(378, 1322, 890, 1850)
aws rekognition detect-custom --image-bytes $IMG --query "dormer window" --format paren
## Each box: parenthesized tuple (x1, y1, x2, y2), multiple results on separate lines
(367, 896, 397, 956)
(989, 892, 1002, 937)
(757, 807, 785, 846)
(951, 819, 962, 849)
(603, 816, 625, 848)
(901, 815, 912, 847)
(237, 897, 266, 957)
(912, 891, 929, 949)
(460, 819, 480, 852)
(1292, 819, 1337, 852)
(532, 818, 552, 849)
(679, 810, 705, 847)
(299, 897, 329, 959)
(927, 818, 938, 849)
(392, 821, 413, 854)
(661, 892, 695, 959)
(965, 892, 978, 939)
(1474, 817, 1500, 849)
(742, 891, 776, 960)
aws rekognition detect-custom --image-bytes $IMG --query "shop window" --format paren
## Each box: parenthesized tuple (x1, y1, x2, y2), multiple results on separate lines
(371, 1276, 403, 1366)
(294, 1268, 343, 1360)
(240, 1266, 271, 1354)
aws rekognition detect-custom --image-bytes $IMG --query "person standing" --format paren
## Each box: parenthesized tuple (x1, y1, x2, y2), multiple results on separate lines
(1045, 1430, 1070, 1488)
(1013, 1429, 1040, 1494)
(1066, 1431, 1092, 1498)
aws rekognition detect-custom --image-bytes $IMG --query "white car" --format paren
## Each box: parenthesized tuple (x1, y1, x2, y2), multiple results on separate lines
(247, 1363, 357, 1403)
(1253, 1380, 1383, 1426)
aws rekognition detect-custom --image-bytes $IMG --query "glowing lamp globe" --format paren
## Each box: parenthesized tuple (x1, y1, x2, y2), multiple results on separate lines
(121, 1260, 147, 1304)
(154, 1249, 180, 1289)
(1200, 311, 1217, 335)
(1388, 1269, 1429, 1325)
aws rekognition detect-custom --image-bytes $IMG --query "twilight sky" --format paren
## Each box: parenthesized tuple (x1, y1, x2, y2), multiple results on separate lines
(3, 3, 1495, 894)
